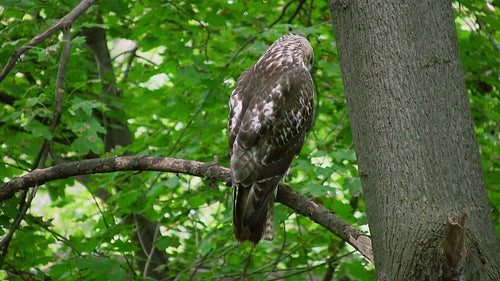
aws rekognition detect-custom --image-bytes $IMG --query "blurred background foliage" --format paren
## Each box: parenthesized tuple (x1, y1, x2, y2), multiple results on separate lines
(0, 0, 498, 280)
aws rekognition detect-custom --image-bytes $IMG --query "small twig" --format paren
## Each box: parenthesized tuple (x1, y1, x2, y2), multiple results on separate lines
(307, 0, 314, 27)
(166, 0, 211, 65)
(173, 244, 239, 281)
(322, 261, 335, 281)
(135, 216, 150, 259)
(477, 16, 500, 54)
(168, 0, 208, 29)
(88, 185, 110, 228)
(135, 54, 160, 66)
(267, 251, 355, 281)
(143, 220, 161, 278)
(222, 250, 354, 280)
(241, 246, 254, 281)
(0, 161, 30, 172)
(187, 248, 214, 281)
(0, 185, 38, 262)
(287, 0, 308, 24)
(121, 46, 138, 84)
(242, 242, 300, 276)
(269, 0, 297, 29)
(270, 222, 287, 272)
(25, 214, 80, 254)
(111, 48, 137, 61)
(295, 215, 315, 281)
(0, 0, 97, 83)
(331, 113, 348, 149)
(167, 92, 211, 156)
(223, 35, 260, 68)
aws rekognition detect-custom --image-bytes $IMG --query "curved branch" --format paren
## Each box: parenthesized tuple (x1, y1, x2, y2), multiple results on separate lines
(277, 186, 373, 263)
(0, 156, 373, 262)
(0, 0, 97, 83)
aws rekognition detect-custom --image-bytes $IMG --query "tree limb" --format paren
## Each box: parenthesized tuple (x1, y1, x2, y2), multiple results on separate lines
(0, 0, 97, 83)
(439, 213, 467, 281)
(276, 186, 373, 263)
(0, 156, 373, 262)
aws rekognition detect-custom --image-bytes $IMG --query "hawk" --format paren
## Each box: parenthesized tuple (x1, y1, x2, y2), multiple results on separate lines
(228, 34, 314, 244)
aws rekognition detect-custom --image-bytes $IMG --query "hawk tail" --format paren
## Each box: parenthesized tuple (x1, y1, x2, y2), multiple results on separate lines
(233, 181, 277, 244)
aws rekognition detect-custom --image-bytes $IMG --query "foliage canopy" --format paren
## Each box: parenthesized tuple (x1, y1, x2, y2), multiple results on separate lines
(0, 0, 499, 280)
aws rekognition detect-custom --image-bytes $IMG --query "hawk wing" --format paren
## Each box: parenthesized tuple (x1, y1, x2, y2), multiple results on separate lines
(228, 66, 314, 243)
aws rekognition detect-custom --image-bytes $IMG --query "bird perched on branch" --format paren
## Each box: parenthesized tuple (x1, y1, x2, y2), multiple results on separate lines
(228, 34, 314, 244)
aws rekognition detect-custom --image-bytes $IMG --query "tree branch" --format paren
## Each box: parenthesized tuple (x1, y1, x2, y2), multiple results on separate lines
(439, 213, 467, 281)
(276, 186, 373, 263)
(0, 156, 373, 262)
(0, 0, 97, 83)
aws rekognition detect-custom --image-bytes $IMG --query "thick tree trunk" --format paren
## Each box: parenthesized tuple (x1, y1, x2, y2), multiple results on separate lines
(329, 0, 500, 280)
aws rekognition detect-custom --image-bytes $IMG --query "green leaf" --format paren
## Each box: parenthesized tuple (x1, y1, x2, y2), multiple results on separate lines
(71, 134, 103, 154)
(24, 121, 52, 140)
(146, 182, 163, 198)
(71, 36, 86, 45)
(331, 150, 357, 161)
(155, 236, 180, 250)
(166, 176, 179, 188)
(1, 111, 21, 122)
(71, 97, 106, 117)
(344, 177, 361, 193)
(303, 184, 332, 197)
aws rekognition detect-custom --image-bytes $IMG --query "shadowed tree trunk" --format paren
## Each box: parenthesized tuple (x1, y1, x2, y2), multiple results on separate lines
(329, 0, 500, 280)
(82, 16, 133, 151)
(82, 15, 169, 279)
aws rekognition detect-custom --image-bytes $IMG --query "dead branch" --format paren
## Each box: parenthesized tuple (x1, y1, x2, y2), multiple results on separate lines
(439, 213, 467, 281)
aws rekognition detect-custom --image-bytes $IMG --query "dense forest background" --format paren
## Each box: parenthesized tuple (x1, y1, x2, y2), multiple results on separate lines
(0, 0, 499, 280)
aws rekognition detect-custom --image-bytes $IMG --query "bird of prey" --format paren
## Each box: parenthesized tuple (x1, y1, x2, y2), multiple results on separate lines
(228, 34, 314, 244)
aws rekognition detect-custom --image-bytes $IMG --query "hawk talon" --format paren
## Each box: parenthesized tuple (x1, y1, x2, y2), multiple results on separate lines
(279, 182, 291, 188)
(203, 155, 219, 181)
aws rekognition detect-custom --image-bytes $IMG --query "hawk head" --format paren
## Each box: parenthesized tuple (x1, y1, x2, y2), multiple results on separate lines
(256, 33, 314, 72)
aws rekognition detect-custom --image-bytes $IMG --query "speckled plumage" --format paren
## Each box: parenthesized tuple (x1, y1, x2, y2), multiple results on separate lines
(228, 34, 314, 244)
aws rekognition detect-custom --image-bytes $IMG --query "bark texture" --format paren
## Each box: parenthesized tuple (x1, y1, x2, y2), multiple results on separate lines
(329, 0, 500, 280)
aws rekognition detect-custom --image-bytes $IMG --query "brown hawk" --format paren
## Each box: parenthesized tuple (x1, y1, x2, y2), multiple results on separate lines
(228, 34, 314, 244)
